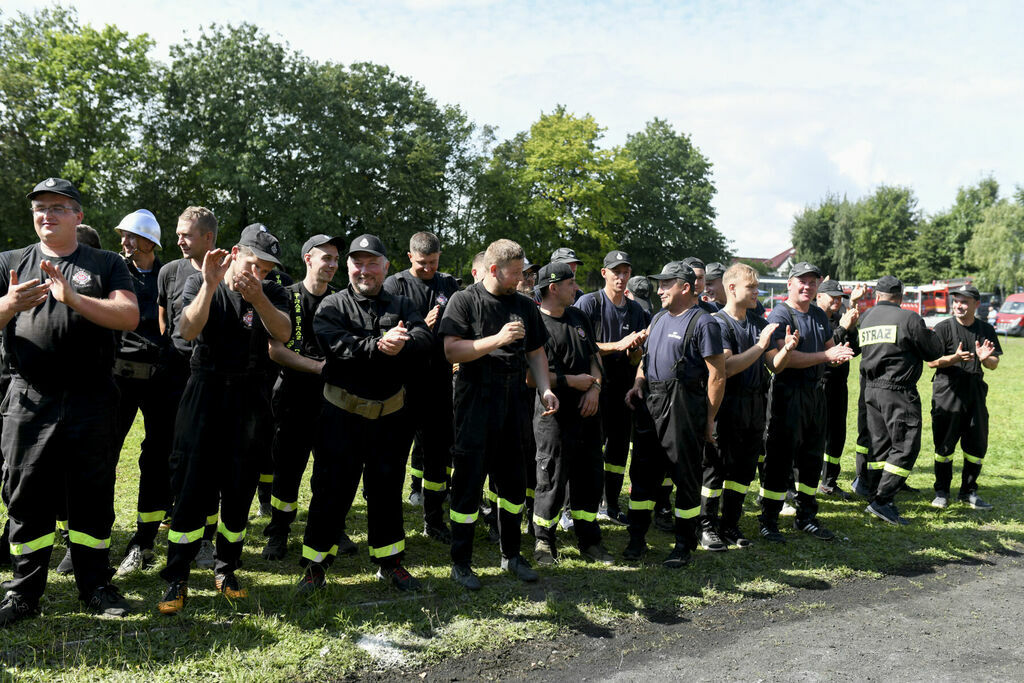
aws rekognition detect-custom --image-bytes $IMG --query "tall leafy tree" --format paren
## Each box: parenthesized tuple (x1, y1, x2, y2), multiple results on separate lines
(791, 194, 844, 278)
(914, 176, 999, 280)
(965, 199, 1024, 292)
(850, 185, 920, 280)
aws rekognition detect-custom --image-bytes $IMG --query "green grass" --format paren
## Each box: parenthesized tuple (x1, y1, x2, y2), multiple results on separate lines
(2, 337, 1023, 680)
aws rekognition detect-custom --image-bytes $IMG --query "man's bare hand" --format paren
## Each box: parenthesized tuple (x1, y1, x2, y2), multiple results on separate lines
(783, 325, 800, 351)
(3, 270, 51, 312)
(233, 269, 266, 303)
(840, 306, 859, 330)
(625, 383, 644, 410)
(976, 339, 996, 362)
(704, 418, 717, 446)
(493, 319, 525, 347)
(825, 342, 855, 364)
(579, 384, 599, 417)
(377, 320, 410, 355)
(425, 304, 441, 329)
(39, 260, 78, 307)
(758, 322, 779, 351)
(540, 388, 559, 416)
(202, 249, 232, 285)
(567, 373, 595, 392)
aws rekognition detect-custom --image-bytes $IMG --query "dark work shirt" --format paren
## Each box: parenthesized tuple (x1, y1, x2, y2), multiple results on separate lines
(439, 282, 547, 375)
(768, 302, 831, 386)
(932, 317, 1002, 382)
(857, 301, 944, 389)
(714, 310, 768, 391)
(315, 285, 430, 400)
(574, 289, 650, 384)
(645, 306, 722, 383)
(383, 269, 460, 328)
(820, 304, 860, 383)
(0, 243, 134, 390)
(158, 258, 199, 357)
(117, 255, 163, 362)
(276, 281, 335, 392)
(180, 273, 289, 375)
(542, 306, 600, 376)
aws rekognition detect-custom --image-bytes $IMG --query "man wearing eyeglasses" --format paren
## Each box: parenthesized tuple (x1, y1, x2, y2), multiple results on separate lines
(0, 178, 140, 626)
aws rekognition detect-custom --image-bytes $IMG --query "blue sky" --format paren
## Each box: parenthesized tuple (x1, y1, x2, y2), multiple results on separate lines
(9, 0, 1024, 258)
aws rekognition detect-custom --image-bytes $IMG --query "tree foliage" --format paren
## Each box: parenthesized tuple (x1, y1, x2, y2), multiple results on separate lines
(965, 199, 1024, 292)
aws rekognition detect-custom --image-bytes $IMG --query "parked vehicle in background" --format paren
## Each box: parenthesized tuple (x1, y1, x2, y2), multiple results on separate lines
(995, 293, 1024, 336)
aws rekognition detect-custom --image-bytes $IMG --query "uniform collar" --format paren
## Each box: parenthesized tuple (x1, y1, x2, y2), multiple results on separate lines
(348, 283, 391, 305)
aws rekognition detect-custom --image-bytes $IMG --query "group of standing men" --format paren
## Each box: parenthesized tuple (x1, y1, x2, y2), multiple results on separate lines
(0, 176, 1003, 627)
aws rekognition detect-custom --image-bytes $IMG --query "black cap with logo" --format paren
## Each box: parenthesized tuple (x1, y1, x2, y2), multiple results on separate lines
(301, 234, 345, 256)
(704, 262, 726, 282)
(818, 279, 848, 298)
(789, 261, 822, 278)
(603, 250, 632, 268)
(648, 261, 697, 285)
(239, 223, 282, 265)
(27, 177, 82, 205)
(347, 234, 387, 258)
(951, 283, 981, 300)
(537, 262, 575, 286)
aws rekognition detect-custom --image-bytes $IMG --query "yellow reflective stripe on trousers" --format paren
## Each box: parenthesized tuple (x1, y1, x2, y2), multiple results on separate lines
(796, 482, 817, 496)
(217, 521, 247, 543)
(447, 466, 454, 475)
(56, 519, 69, 531)
(883, 462, 911, 477)
(137, 510, 166, 524)
(422, 479, 447, 492)
(661, 477, 673, 487)
(497, 497, 524, 514)
(259, 473, 273, 483)
(856, 444, 870, 454)
(759, 487, 786, 501)
(525, 488, 535, 499)
(604, 463, 626, 474)
(485, 489, 498, 503)
(964, 453, 984, 464)
(168, 528, 204, 544)
(723, 480, 749, 494)
(9, 532, 55, 556)
(674, 506, 699, 519)
(368, 539, 405, 558)
(701, 486, 722, 499)
(757, 454, 766, 463)
(824, 454, 841, 465)
(450, 509, 479, 524)
(271, 496, 297, 513)
(409, 467, 424, 479)
(302, 544, 338, 563)
(206, 513, 219, 526)
(571, 509, 597, 522)
(68, 529, 110, 549)
(629, 499, 655, 511)
(533, 513, 558, 529)
(934, 454, 953, 463)
(867, 461, 885, 470)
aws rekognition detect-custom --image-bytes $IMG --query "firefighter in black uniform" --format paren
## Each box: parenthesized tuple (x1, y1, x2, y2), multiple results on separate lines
(383, 231, 460, 543)
(759, 262, 854, 543)
(623, 261, 726, 567)
(260, 234, 343, 561)
(815, 279, 861, 498)
(157, 207, 219, 569)
(157, 224, 290, 614)
(109, 210, 176, 577)
(927, 284, 1001, 510)
(532, 263, 614, 565)
(857, 275, 944, 525)
(297, 234, 431, 593)
(440, 239, 558, 590)
(0, 178, 139, 626)
(574, 251, 649, 524)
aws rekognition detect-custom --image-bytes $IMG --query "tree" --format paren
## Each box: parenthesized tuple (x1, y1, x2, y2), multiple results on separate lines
(619, 118, 724, 279)
(850, 185, 920, 280)
(914, 176, 999, 280)
(791, 194, 844, 278)
(0, 7, 156, 247)
(965, 200, 1024, 292)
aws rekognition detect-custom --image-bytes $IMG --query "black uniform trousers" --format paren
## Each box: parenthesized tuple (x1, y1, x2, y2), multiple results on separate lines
(628, 379, 706, 549)
(761, 379, 826, 523)
(301, 401, 412, 569)
(820, 375, 848, 488)
(406, 365, 455, 529)
(532, 395, 603, 550)
(160, 372, 262, 583)
(114, 369, 176, 551)
(449, 370, 530, 566)
(863, 384, 922, 506)
(264, 380, 320, 540)
(1, 377, 118, 603)
(254, 374, 277, 503)
(931, 375, 989, 495)
(715, 389, 766, 529)
(599, 376, 634, 511)
(854, 375, 872, 488)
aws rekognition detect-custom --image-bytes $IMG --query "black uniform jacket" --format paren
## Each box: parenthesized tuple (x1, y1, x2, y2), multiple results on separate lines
(857, 301, 943, 389)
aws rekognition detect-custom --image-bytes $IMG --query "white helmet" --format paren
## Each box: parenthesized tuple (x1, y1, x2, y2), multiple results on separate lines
(115, 209, 161, 249)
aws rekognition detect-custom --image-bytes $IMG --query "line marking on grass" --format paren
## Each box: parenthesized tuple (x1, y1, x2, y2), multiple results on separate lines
(356, 633, 406, 666)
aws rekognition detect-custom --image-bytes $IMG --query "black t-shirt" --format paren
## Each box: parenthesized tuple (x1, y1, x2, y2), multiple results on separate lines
(645, 306, 722, 383)
(714, 310, 767, 390)
(0, 243, 134, 389)
(542, 307, 600, 377)
(180, 272, 289, 375)
(574, 289, 651, 378)
(768, 302, 831, 385)
(933, 317, 1002, 381)
(439, 282, 547, 374)
(158, 258, 200, 357)
(383, 270, 459, 326)
(117, 256, 163, 362)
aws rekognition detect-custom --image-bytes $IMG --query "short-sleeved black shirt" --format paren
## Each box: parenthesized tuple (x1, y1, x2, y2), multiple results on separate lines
(714, 310, 768, 390)
(158, 258, 200, 357)
(180, 272, 289, 375)
(542, 307, 600, 377)
(117, 256, 164, 362)
(0, 243, 134, 389)
(438, 282, 547, 374)
(768, 302, 831, 385)
(932, 316, 1002, 381)
(645, 306, 722, 383)
(383, 270, 459, 326)
(574, 289, 650, 381)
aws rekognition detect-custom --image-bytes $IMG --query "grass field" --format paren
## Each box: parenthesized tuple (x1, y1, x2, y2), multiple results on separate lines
(1, 337, 1022, 680)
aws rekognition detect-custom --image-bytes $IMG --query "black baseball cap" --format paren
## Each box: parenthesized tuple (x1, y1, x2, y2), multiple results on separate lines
(818, 280, 848, 298)
(648, 261, 697, 285)
(704, 262, 726, 282)
(239, 223, 282, 265)
(951, 283, 981, 300)
(522, 258, 540, 274)
(550, 247, 583, 265)
(27, 177, 82, 205)
(347, 234, 387, 258)
(875, 275, 903, 294)
(301, 234, 344, 256)
(627, 275, 650, 297)
(789, 261, 822, 278)
(537, 262, 575, 287)
(681, 256, 705, 271)
(603, 250, 632, 268)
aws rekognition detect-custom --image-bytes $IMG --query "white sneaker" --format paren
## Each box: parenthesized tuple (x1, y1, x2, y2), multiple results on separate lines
(116, 544, 154, 576)
(780, 502, 797, 517)
(195, 539, 216, 569)
(408, 491, 424, 507)
(558, 509, 574, 530)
